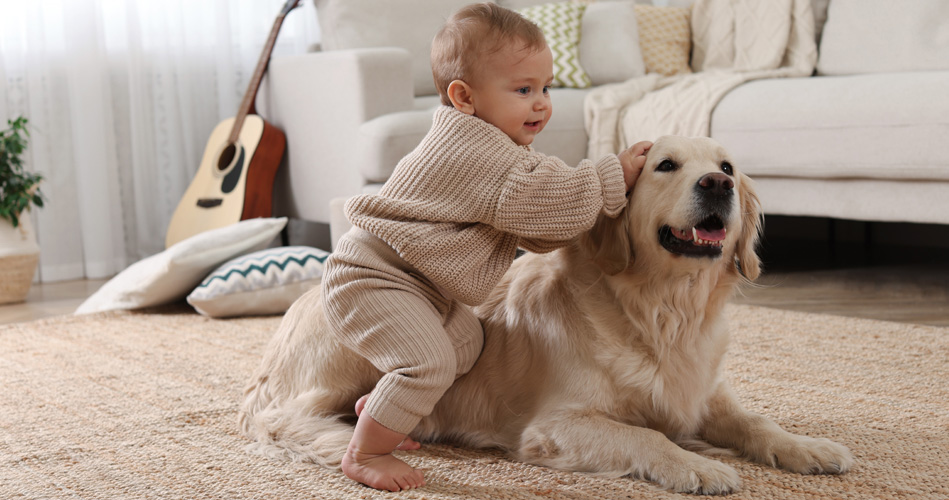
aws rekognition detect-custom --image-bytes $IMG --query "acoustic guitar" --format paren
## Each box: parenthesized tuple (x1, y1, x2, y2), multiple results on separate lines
(165, 0, 301, 248)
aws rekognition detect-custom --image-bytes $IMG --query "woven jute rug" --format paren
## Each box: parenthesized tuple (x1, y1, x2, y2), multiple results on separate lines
(1, 304, 947, 499)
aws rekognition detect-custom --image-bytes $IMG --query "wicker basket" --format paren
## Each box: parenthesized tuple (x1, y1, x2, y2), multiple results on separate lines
(0, 252, 39, 305)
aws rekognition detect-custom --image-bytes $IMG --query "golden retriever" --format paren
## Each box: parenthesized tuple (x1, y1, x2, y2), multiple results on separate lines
(238, 136, 853, 494)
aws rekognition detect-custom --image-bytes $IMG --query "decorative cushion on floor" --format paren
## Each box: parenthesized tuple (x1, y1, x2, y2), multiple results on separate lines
(187, 246, 329, 319)
(519, 2, 592, 88)
(75, 218, 287, 315)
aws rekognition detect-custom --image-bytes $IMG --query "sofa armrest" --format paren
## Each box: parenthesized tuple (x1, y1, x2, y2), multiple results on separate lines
(358, 109, 435, 183)
(256, 48, 415, 224)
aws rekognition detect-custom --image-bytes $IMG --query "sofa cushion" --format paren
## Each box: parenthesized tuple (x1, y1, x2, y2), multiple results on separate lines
(579, 0, 646, 86)
(711, 71, 949, 181)
(314, 0, 473, 97)
(519, 2, 592, 88)
(359, 110, 436, 183)
(633, 4, 692, 76)
(316, 0, 648, 97)
(811, 0, 830, 44)
(817, 0, 949, 75)
(500, 0, 552, 8)
(667, 0, 847, 45)
(508, 0, 647, 86)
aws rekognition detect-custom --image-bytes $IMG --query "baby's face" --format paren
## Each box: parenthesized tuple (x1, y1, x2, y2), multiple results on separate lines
(468, 43, 554, 146)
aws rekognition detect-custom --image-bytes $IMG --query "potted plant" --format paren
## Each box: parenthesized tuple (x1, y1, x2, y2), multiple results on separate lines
(0, 117, 45, 304)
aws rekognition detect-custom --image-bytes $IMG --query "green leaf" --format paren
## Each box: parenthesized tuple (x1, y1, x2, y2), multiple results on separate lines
(0, 116, 42, 225)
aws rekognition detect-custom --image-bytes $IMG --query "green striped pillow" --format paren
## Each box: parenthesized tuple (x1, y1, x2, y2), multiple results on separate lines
(519, 2, 592, 89)
(187, 246, 329, 318)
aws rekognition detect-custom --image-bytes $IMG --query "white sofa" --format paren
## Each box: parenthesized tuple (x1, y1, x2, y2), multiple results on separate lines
(714, 0, 949, 227)
(258, 0, 949, 250)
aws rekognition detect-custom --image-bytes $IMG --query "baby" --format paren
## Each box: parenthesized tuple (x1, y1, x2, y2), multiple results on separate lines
(320, 2, 652, 492)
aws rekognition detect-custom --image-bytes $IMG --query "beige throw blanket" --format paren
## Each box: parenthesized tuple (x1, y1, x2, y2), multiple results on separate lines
(585, 0, 818, 159)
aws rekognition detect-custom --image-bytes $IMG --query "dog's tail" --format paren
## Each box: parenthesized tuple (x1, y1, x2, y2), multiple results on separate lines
(238, 379, 353, 469)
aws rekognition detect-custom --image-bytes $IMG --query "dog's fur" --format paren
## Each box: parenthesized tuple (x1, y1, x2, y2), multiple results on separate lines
(238, 136, 853, 494)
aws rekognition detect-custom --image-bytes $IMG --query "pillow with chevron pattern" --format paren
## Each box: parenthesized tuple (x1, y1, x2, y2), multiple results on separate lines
(519, 2, 592, 88)
(187, 246, 329, 318)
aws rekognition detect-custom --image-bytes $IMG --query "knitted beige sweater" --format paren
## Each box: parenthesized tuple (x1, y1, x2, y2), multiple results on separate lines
(346, 106, 627, 305)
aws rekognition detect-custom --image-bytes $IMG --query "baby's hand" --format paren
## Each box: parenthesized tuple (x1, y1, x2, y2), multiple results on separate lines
(618, 141, 653, 193)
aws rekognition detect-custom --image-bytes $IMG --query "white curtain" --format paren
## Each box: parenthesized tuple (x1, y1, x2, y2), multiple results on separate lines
(0, 0, 320, 282)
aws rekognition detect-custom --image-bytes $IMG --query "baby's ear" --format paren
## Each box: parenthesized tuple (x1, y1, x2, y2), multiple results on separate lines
(580, 207, 632, 275)
(447, 80, 475, 115)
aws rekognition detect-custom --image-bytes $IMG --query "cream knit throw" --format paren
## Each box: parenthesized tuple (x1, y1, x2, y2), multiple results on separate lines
(347, 106, 627, 305)
(585, 0, 818, 158)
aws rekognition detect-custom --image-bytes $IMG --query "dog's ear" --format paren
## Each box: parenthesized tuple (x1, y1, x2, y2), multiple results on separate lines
(580, 207, 632, 275)
(736, 172, 763, 281)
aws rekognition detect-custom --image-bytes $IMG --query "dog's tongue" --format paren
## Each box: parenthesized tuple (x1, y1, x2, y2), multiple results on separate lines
(695, 226, 726, 242)
(671, 226, 728, 243)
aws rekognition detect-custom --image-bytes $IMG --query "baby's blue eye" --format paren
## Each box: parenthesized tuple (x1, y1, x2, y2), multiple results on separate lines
(517, 87, 530, 95)
(543, 86, 550, 94)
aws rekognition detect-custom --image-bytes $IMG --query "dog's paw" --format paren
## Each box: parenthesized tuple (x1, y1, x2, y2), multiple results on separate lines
(763, 434, 854, 475)
(651, 453, 741, 495)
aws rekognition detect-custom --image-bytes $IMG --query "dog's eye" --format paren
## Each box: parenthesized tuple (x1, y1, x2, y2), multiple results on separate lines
(721, 162, 734, 176)
(656, 159, 678, 172)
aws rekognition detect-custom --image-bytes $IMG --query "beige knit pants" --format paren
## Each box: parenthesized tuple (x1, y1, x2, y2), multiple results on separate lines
(321, 228, 484, 435)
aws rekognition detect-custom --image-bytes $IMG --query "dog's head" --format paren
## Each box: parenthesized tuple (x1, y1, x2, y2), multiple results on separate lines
(581, 136, 763, 280)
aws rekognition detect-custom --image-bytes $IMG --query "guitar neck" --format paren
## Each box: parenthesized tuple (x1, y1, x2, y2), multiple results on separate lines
(228, 1, 300, 145)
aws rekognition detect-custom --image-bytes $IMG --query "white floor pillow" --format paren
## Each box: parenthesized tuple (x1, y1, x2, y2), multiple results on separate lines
(75, 218, 287, 315)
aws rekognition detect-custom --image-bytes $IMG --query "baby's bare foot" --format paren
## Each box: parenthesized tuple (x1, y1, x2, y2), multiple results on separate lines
(341, 449, 425, 491)
(354, 394, 420, 450)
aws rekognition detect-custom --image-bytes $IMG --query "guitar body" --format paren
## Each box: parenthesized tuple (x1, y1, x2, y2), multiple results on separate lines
(164, 115, 286, 248)
(165, 0, 299, 249)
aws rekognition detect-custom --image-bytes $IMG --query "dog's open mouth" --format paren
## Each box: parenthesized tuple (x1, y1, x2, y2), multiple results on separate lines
(659, 215, 726, 258)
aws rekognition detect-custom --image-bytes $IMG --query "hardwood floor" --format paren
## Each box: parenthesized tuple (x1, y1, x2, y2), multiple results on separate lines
(0, 278, 108, 325)
(732, 265, 949, 327)
(2, 219, 947, 327)
(731, 220, 949, 327)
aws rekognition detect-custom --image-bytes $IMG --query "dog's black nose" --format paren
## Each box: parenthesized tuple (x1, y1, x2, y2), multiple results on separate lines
(697, 173, 734, 195)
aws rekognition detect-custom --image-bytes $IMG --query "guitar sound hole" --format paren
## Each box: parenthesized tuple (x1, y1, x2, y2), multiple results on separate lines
(218, 143, 237, 171)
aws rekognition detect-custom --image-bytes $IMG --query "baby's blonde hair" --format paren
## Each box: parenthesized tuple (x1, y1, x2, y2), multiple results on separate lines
(431, 3, 546, 107)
